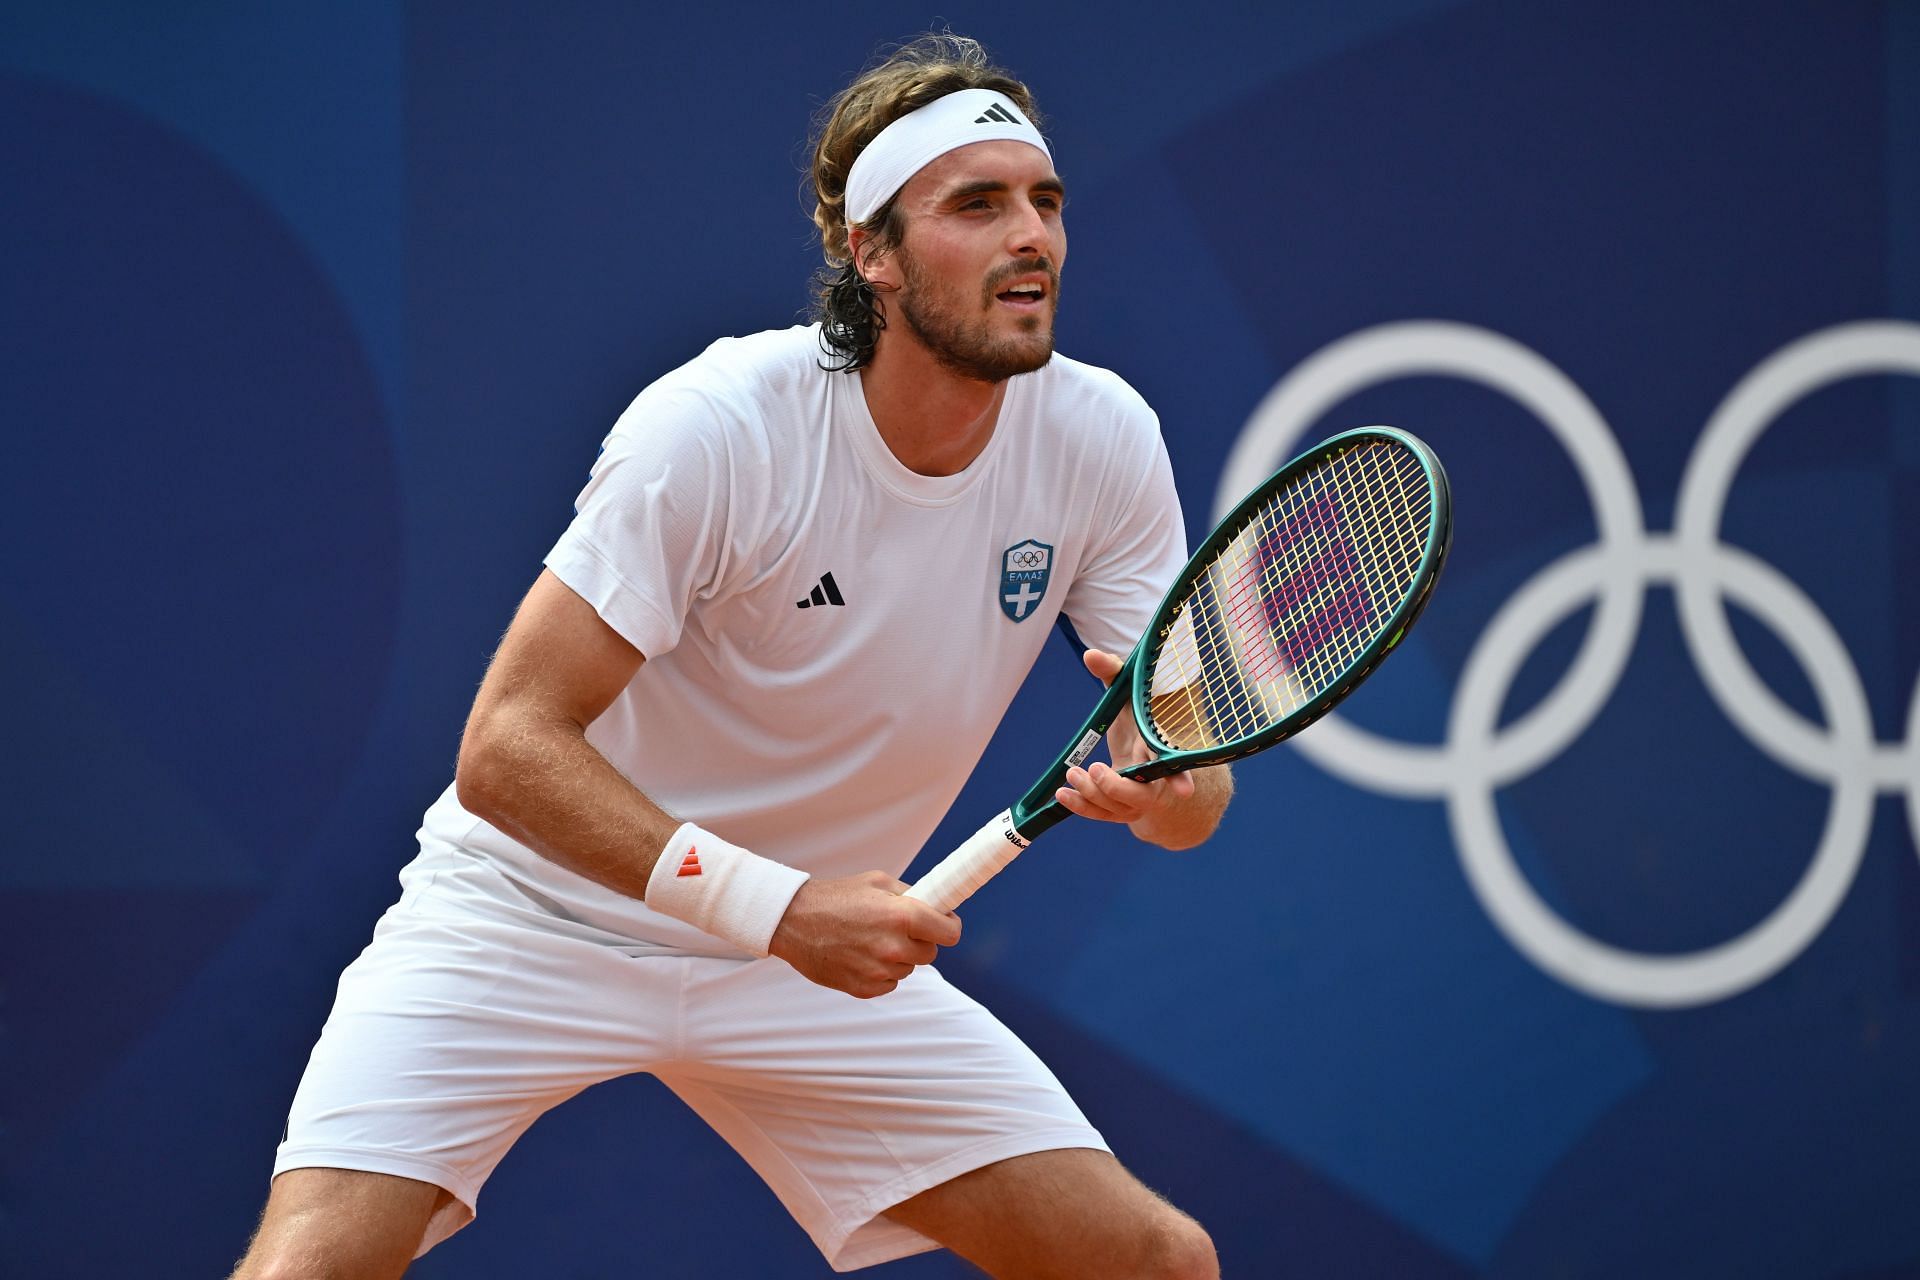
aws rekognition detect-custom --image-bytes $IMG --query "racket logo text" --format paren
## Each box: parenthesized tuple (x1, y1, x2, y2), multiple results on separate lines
(1249, 496, 1373, 676)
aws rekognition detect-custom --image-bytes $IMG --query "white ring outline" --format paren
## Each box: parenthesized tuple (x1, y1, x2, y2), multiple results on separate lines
(1906, 673, 1920, 854)
(1223, 319, 1920, 1006)
(1217, 322, 1646, 796)
(1449, 539, 1875, 1007)
(1674, 321, 1920, 788)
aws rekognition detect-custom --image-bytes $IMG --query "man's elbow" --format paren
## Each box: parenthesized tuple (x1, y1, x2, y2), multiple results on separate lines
(454, 708, 515, 825)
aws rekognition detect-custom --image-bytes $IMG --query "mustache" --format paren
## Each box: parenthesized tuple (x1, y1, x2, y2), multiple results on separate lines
(984, 258, 1060, 295)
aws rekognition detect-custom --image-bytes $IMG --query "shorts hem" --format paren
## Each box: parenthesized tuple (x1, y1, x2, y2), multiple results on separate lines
(272, 1143, 479, 1256)
(821, 1125, 1111, 1273)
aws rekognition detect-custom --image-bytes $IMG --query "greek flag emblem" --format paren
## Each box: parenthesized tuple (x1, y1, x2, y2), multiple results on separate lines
(999, 539, 1053, 622)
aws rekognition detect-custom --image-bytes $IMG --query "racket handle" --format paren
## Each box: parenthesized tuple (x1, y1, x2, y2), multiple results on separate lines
(904, 810, 1031, 913)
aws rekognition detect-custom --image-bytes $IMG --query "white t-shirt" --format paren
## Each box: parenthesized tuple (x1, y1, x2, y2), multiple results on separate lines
(414, 325, 1186, 952)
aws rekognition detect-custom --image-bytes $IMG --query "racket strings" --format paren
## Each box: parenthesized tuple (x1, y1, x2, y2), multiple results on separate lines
(1146, 439, 1433, 751)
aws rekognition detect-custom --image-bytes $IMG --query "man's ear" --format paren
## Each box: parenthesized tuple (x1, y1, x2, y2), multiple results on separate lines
(847, 224, 901, 293)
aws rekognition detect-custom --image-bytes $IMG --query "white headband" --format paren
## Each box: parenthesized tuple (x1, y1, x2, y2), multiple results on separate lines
(843, 88, 1050, 225)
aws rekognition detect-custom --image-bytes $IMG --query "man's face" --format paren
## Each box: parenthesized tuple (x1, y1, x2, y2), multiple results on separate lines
(867, 140, 1066, 383)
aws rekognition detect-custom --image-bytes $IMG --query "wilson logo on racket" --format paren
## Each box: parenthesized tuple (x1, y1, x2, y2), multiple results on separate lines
(1253, 495, 1373, 672)
(999, 539, 1054, 622)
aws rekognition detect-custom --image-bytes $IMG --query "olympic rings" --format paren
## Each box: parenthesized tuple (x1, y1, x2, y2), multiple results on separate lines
(1218, 320, 1920, 1008)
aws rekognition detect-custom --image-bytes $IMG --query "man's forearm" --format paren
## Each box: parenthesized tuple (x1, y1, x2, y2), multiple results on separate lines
(455, 702, 681, 900)
(454, 698, 951, 990)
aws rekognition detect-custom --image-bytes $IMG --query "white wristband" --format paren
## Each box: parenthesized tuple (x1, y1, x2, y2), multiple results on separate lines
(645, 822, 810, 957)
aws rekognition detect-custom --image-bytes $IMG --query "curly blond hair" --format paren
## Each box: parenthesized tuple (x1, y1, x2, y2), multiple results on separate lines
(807, 33, 1042, 371)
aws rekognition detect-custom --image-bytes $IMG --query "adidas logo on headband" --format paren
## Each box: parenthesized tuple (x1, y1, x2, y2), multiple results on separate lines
(844, 89, 1053, 224)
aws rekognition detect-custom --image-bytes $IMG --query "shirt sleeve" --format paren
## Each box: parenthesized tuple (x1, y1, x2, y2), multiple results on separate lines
(1060, 420, 1189, 657)
(544, 387, 737, 660)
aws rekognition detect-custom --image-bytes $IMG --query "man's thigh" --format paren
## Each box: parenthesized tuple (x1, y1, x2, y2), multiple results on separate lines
(231, 1167, 448, 1280)
(885, 1148, 1218, 1280)
(268, 902, 682, 1255)
(663, 961, 1112, 1271)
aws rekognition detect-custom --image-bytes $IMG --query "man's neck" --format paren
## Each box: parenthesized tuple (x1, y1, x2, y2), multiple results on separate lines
(857, 339, 1007, 478)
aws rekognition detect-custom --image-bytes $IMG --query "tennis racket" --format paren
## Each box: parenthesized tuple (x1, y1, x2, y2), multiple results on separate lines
(905, 425, 1452, 912)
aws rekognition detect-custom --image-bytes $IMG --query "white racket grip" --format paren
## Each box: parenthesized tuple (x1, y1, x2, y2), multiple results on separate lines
(904, 809, 1031, 913)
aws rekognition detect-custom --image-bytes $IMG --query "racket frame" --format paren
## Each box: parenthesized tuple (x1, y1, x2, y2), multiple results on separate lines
(1004, 425, 1451, 841)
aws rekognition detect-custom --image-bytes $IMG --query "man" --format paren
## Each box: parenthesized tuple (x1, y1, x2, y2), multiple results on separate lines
(236, 33, 1231, 1279)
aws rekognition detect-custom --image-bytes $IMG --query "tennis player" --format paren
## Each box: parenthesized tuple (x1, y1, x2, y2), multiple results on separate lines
(234, 33, 1231, 1279)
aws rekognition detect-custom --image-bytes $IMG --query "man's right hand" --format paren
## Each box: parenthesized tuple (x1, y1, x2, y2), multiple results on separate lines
(768, 871, 962, 998)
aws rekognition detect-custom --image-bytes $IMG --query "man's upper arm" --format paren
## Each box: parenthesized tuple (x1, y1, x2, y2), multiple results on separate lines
(1061, 407, 1187, 657)
(471, 569, 644, 732)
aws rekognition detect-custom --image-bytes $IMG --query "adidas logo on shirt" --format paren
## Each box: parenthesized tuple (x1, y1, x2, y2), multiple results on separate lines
(974, 103, 1020, 125)
(795, 572, 845, 609)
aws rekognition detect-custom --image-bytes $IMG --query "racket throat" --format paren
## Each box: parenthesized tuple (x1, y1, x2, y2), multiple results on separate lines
(1064, 727, 1102, 770)
(1010, 674, 1135, 838)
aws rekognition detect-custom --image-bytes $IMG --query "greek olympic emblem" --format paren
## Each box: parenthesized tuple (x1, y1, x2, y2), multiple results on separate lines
(1217, 320, 1920, 1009)
(1000, 539, 1054, 623)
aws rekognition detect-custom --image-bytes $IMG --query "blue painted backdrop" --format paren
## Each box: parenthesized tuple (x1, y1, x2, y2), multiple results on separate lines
(4, 2, 1918, 1275)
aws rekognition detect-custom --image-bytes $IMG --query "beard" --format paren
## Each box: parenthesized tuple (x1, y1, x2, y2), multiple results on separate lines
(894, 248, 1059, 383)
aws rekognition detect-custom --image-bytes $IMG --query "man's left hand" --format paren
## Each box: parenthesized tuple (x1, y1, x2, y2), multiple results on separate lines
(1052, 648, 1228, 848)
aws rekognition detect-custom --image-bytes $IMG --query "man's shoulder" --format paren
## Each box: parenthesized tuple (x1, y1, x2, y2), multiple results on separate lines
(1025, 350, 1157, 426)
(611, 324, 830, 445)
(661, 324, 830, 405)
(591, 328, 830, 518)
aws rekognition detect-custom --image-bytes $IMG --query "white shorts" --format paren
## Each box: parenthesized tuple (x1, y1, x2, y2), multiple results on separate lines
(273, 868, 1108, 1272)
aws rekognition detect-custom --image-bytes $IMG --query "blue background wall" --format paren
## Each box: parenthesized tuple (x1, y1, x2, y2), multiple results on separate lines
(4, 2, 1918, 1275)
